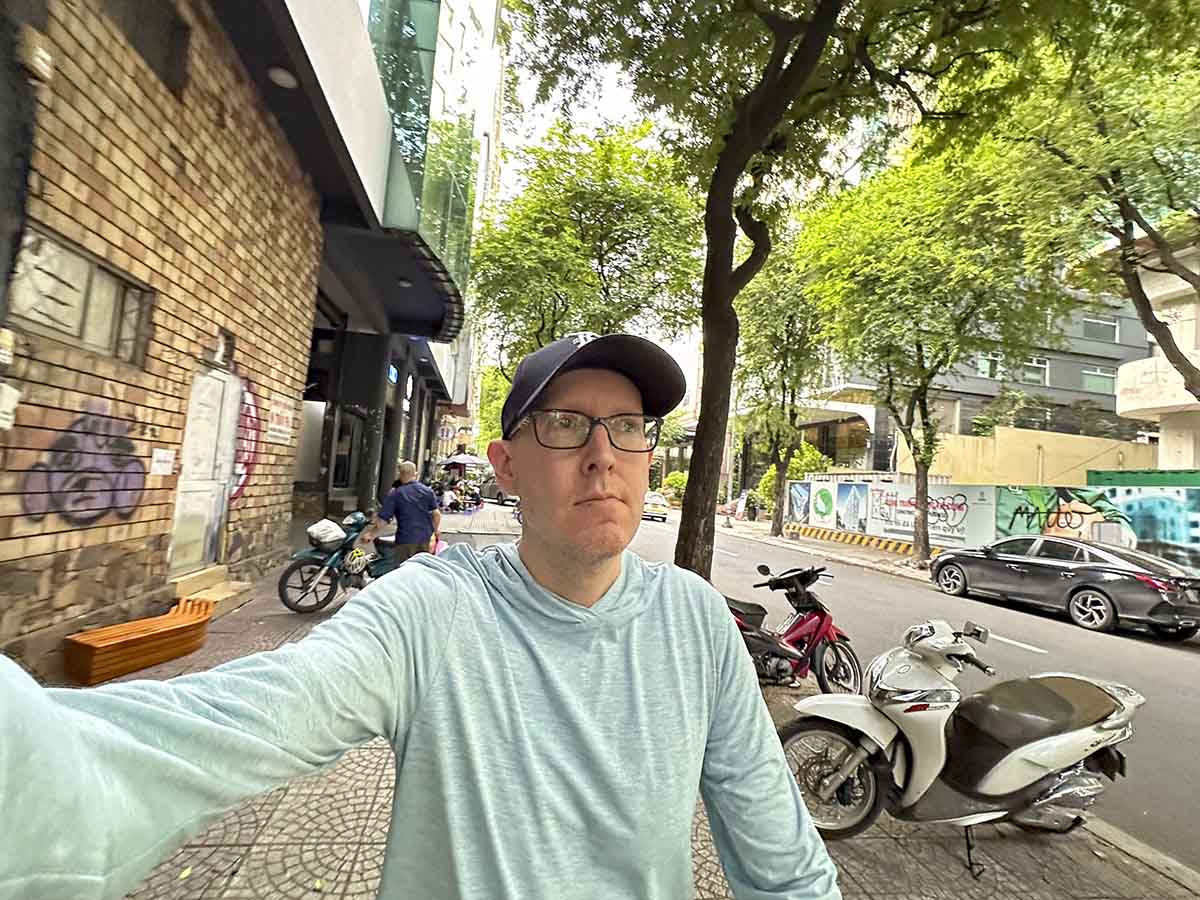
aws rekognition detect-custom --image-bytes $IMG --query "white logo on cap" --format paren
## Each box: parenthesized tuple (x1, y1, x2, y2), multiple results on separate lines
(565, 332, 600, 349)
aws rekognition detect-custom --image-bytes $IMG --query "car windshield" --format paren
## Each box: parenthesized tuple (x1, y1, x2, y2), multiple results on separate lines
(645, 493, 667, 504)
(1091, 543, 1197, 576)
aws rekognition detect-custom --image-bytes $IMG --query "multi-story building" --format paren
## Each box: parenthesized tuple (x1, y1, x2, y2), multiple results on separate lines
(0, 0, 502, 677)
(811, 299, 1154, 470)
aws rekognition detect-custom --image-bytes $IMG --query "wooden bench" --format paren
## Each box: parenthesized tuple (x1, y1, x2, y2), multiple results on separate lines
(64, 599, 216, 686)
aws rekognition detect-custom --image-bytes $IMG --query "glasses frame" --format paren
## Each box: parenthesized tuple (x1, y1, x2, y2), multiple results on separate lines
(516, 408, 663, 453)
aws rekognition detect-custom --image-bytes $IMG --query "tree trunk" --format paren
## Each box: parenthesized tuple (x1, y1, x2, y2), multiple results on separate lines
(912, 459, 931, 564)
(771, 466, 788, 537)
(675, 299, 738, 577)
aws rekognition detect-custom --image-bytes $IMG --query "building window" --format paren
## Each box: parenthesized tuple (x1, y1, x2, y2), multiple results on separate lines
(1082, 313, 1119, 342)
(9, 229, 151, 364)
(1082, 365, 1117, 394)
(1019, 356, 1049, 386)
(102, 0, 191, 97)
(976, 352, 1002, 379)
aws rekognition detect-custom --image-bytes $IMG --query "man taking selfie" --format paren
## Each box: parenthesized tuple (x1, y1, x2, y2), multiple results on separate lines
(0, 333, 840, 900)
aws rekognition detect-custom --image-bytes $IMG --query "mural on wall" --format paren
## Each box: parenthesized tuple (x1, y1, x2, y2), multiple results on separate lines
(787, 481, 811, 524)
(868, 484, 996, 547)
(21, 404, 147, 525)
(997, 485, 1200, 568)
(810, 484, 836, 529)
(230, 376, 261, 503)
(836, 483, 868, 533)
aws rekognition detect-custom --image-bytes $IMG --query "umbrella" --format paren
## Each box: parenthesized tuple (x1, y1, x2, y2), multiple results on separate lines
(439, 453, 489, 467)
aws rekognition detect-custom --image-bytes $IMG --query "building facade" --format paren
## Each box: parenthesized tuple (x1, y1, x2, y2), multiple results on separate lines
(814, 300, 1154, 471)
(1115, 244, 1200, 469)
(0, 0, 498, 678)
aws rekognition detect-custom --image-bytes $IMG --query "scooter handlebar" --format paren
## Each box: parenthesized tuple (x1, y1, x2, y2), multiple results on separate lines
(950, 653, 997, 676)
(753, 567, 829, 591)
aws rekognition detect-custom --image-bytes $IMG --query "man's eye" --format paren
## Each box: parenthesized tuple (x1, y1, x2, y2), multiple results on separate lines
(553, 415, 581, 429)
(615, 417, 641, 433)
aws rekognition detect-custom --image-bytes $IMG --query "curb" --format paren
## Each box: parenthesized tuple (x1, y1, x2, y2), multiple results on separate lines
(725, 524, 1200, 892)
(781, 524, 944, 558)
(1084, 818, 1200, 893)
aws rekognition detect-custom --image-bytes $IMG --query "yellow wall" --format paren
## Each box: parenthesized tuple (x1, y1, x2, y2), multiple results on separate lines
(896, 426, 1157, 486)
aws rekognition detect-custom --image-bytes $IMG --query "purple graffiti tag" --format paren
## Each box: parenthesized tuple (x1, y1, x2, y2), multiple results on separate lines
(21, 411, 147, 525)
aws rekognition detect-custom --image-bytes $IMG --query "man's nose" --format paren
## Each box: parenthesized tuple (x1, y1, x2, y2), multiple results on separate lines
(579, 421, 617, 471)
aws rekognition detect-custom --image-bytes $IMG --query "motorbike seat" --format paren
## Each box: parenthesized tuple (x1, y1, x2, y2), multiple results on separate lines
(943, 676, 1118, 793)
(725, 597, 768, 630)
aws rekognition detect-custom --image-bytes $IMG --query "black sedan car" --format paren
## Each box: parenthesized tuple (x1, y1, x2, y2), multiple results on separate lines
(931, 535, 1200, 641)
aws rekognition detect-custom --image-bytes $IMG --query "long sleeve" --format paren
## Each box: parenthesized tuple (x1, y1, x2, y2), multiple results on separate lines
(699, 612, 841, 900)
(0, 565, 459, 900)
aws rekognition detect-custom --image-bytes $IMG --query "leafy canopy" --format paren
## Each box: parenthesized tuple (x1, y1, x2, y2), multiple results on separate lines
(470, 122, 702, 375)
(474, 366, 508, 448)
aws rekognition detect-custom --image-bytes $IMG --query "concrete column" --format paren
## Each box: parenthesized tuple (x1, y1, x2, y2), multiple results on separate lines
(1158, 411, 1200, 469)
(339, 333, 391, 512)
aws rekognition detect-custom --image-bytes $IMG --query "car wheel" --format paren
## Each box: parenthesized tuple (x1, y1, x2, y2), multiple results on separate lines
(936, 563, 968, 597)
(1068, 588, 1117, 632)
(1150, 624, 1199, 642)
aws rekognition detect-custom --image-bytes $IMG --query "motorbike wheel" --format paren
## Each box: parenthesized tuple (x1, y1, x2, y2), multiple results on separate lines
(813, 639, 863, 694)
(779, 719, 886, 839)
(278, 560, 341, 613)
(1150, 624, 1199, 642)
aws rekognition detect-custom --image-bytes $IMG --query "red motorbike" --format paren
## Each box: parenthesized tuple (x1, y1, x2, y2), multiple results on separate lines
(726, 563, 862, 694)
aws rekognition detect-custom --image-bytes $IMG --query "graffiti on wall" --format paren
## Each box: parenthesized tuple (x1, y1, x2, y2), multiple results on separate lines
(21, 405, 147, 525)
(996, 485, 1200, 568)
(867, 485, 995, 547)
(230, 376, 261, 503)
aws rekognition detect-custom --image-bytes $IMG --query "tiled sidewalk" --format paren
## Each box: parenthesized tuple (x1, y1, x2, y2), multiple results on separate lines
(115, 564, 1198, 899)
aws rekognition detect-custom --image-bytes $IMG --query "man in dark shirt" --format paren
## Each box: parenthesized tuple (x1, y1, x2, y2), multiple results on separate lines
(368, 460, 441, 563)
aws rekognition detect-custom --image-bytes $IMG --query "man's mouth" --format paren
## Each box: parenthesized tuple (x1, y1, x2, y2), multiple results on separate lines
(577, 494, 621, 506)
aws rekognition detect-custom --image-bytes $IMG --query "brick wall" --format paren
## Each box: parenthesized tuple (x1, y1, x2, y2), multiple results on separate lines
(2, 0, 321, 677)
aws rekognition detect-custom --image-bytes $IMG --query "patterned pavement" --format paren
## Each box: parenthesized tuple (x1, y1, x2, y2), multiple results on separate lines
(114, 563, 1198, 899)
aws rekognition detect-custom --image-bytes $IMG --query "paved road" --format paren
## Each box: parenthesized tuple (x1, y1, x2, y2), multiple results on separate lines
(631, 513, 1200, 870)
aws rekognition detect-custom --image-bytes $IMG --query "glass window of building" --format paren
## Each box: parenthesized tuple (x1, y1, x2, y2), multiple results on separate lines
(1019, 356, 1049, 386)
(1082, 313, 1119, 342)
(976, 352, 1002, 379)
(1082, 365, 1116, 393)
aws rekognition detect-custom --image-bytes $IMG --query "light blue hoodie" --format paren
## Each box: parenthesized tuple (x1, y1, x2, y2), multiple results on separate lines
(0, 543, 840, 899)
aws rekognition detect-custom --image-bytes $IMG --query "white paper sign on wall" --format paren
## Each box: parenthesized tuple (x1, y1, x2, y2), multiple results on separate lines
(150, 447, 176, 476)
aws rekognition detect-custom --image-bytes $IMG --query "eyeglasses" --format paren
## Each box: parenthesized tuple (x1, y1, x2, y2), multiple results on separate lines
(517, 409, 662, 452)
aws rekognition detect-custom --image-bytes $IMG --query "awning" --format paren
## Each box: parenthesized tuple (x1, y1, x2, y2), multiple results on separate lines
(211, 0, 464, 342)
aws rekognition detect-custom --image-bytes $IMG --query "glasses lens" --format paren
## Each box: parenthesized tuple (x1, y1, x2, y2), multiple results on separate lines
(608, 415, 659, 452)
(533, 411, 592, 448)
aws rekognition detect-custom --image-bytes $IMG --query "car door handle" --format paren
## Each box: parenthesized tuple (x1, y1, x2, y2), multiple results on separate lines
(1060, 570, 1077, 578)
(1006, 564, 1026, 572)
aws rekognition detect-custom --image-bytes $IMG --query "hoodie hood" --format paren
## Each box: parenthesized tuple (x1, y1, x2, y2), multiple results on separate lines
(428, 541, 656, 631)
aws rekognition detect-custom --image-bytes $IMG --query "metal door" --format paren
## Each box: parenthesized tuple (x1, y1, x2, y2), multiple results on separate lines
(972, 536, 1037, 596)
(170, 369, 242, 574)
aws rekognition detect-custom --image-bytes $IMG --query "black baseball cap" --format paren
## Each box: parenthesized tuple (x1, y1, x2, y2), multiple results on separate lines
(501, 333, 687, 438)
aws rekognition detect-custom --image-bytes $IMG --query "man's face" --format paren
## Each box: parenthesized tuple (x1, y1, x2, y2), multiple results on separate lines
(488, 368, 651, 565)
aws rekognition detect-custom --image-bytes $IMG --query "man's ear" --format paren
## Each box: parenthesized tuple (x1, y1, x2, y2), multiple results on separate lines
(487, 439, 517, 492)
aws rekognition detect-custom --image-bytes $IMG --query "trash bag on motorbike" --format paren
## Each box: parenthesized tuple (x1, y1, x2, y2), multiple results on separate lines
(307, 518, 347, 552)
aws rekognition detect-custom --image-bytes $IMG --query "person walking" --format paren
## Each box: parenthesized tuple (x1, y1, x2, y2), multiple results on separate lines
(366, 459, 441, 563)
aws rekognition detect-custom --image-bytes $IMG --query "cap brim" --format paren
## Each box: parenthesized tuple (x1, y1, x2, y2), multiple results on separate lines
(512, 334, 686, 429)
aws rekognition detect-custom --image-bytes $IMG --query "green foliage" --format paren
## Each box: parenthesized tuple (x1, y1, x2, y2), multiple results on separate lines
(755, 442, 831, 513)
(659, 409, 689, 447)
(469, 122, 702, 375)
(797, 148, 1079, 464)
(663, 470, 689, 498)
(474, 366, 508, 447)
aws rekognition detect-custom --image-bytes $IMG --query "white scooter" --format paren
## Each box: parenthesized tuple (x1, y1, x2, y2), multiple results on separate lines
(780, 620, 1143, 874)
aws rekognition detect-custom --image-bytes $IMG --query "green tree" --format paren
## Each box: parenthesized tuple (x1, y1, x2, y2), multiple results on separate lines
(664, 470, 689, 499)
(969, 20, 1200, 397)
(756, 441, 831, 516)
(797, 150, 1079, 562)
(470, 122, 702, 376)
(735, 247, 826, 536)
(474, 366, 508, 447)
(513, 0, 1165, 579)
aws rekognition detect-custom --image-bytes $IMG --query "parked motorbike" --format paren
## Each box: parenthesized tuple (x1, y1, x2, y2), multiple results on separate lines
(726, 564, 862, 694)
(779, 618, 1143, 873)
(278, 513, 393, 613)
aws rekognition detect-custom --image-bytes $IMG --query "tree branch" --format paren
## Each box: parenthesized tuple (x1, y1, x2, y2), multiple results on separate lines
(731, 204, 773, 296)
(1117, 197, 1200, 295)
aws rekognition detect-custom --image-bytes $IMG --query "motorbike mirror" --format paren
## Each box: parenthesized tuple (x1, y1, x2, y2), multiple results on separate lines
(756, 564, 772, 576)
(962, 621, 990, 644)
